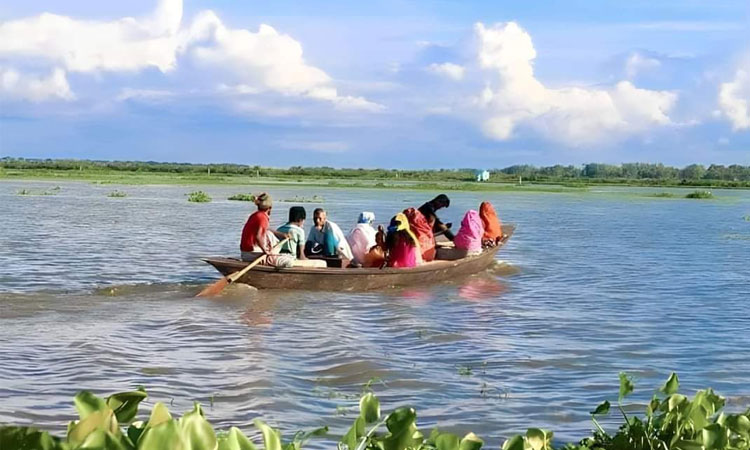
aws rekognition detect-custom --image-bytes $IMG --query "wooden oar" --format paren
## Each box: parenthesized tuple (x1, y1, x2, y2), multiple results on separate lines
(197, 238, 289, 297)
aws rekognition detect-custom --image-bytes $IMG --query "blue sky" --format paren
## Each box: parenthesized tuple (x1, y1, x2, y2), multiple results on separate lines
(1, 0, 749, 168)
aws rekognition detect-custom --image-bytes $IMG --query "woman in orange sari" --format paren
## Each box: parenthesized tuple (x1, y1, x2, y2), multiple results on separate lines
(479, 201, 503, 247)
(402, 207, 435, 261)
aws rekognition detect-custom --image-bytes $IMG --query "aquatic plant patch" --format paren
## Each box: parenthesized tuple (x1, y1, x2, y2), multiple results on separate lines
(1, 372, 748, 450)
(282, 195, 324, 203)
(107, 190, 128, 198)
(187, 191, 212, 203)
(228, 193, 256, 201)
(685, 190, 714, 199)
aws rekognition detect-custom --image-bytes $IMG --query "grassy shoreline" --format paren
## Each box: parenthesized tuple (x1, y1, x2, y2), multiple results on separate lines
(2, 168, 748, 193)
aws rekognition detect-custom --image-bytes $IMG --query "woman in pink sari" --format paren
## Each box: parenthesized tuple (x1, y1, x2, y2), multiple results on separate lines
(454, 210, 484, 255)
(386, 213, 422, 268)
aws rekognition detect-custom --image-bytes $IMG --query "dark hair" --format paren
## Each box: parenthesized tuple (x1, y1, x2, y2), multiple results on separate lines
(313, 208, 326, 217)
(289, 206, 306, 223)
(431, 194, 450, 209)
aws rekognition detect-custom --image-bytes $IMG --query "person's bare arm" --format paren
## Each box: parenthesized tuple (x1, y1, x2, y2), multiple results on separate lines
(297, 242, 307, 259)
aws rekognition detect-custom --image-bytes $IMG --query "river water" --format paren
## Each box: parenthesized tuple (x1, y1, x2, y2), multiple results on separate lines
(1, 180, 749, 446)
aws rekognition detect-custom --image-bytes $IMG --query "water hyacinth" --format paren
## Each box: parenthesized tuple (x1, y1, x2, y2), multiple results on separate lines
(1, 373, 748, 450)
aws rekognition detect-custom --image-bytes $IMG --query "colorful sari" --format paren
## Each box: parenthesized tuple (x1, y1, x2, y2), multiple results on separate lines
(403, 207, 435, 262)
(386, 213, 422, 268)
(454, 210, 484, 254)
(479, 201, 502, 243)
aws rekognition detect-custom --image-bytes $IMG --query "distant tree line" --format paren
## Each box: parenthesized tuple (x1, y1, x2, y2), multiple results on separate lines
(2, 157, 750, 184)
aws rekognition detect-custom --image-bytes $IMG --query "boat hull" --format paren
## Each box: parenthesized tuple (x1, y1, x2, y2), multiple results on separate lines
(203, 226, 513, 291)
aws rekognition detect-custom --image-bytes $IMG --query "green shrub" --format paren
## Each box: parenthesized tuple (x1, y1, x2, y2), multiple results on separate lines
(107, 190, 128, 198)
(1, 373, 748, 450)
(228, 193, 255, 202)
(187, 191, 212, 203)
(685, 190, 714, 199)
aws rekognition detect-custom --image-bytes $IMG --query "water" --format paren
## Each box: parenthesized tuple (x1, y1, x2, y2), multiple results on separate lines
(1, 180, 749, 446)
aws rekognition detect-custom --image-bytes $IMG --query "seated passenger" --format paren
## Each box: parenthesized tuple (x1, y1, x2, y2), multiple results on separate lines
(454, 210, 485, 256)
(403, 207, 435, 262)
(277, 206, 308, 259)
(347, 211, 377, 266)
(239, 193, 292, 267)
(418, 194, 454, 241)
(479, 201, 503, 248)
(306, 208, 354, 260)
(386, 213, 422, 268)
(363, 225, 387, 268)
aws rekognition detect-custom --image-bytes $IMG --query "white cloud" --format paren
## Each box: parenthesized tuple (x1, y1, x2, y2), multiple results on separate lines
(0, 67, 74, 102)
(473, 22, 677, 145)
(427, 62, 465, 81)
(0, 0, 379, 110)
(279, 140, 350, 153)
(718, 63, 750, 130)
(625, 52, 661, 79)
(116, 88, 175, 102)
(0, 0, 182, 73)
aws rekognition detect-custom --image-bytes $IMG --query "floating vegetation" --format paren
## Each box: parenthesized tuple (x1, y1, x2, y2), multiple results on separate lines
(744, 215, 750, 222)
(724, 234, 750, 241)
(1, 372, 749, 450)
(187, 191, 212, 203)
(228, 193, 256, 202)
(456, 365, 473, 376)
(282, 194, 324, 203)
(685, 190, 714, 199)
(16, 188, 58, 196)
(107, 190, 128, 198)
(649, 192, 676, 198)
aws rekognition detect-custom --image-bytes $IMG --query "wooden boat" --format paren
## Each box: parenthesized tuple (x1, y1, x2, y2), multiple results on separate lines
(203, 225, 514, 291)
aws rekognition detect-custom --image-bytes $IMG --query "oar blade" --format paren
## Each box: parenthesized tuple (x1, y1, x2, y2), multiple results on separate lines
(196, 277, 230, 297)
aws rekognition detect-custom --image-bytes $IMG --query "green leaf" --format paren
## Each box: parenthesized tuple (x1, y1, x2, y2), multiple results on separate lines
(137, 419, 184, 450)
(73, 391, 109, 420)
(701, 423, 728, 450)
(218, 427, 257, 450)
(67, 409, 120, 446)
(590, 401, 610, 416)
(254, 420, 283, 450)
(660, 372, 679, 396)
(107, 389, 148, 423)
(526, 428, 552, 450)
(618, 373, 634, 402)
(147, 402, 173, 428)
(0, 426, 62, 450)
(127, 421, 147, 446)
(359, 393, 381, 423)
(668, 394, 688, 412)
(381, 407, 421, 450)
(179, 403, 217, 450)
(725, 415, 750, 439)
(341, 416, 364, 450)
(458, 432, 483, 450)
(78, 428, 129, 450)
(501, 435, 525, 450)
(435, 432, 460, 450)
(672, 439, 703, 450)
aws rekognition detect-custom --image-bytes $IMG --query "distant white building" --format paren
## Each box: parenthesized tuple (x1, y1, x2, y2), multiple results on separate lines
(475, 169, 490, 182)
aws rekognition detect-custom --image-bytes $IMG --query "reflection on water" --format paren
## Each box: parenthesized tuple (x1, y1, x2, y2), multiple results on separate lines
(1, 181, 749, 445)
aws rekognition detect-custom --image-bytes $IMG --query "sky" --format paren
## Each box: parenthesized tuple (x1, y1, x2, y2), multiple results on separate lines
(0, 0, 749, 169)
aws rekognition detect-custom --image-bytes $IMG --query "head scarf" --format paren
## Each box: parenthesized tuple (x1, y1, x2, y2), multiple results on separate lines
(453, 210, 484, 253)
(254, 192, 272, 210)
(402, 207, 435, 261)
(358, 211, 375, 224)
(388, 213, 420, 247)
(479, 202, 502, 241)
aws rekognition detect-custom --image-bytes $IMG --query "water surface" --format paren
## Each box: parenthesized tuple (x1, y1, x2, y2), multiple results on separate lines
(1, 181, 749, 446)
